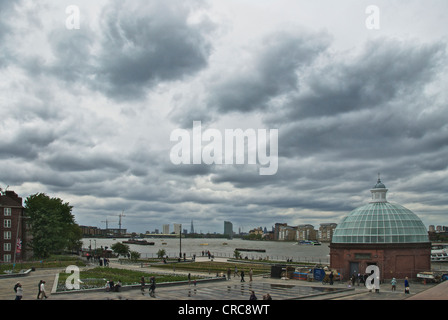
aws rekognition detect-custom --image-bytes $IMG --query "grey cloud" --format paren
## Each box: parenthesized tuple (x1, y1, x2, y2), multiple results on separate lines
(279, 39, 446, 121)
(92, 0, 215, 100)
(209, 30, 331, 113)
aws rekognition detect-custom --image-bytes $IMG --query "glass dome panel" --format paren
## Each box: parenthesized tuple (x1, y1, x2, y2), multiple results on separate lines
(332, 202, 428, 244)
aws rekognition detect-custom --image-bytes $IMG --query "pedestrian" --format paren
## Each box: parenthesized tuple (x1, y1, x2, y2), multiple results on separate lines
(37, 280, 42, 299)
(40, 280, 48, 299)
(234, 266, 238, 277)
(391, 278, 397, 291)
(329, 271, 334, 285)
(149, 276, 156, 298)
(249, 290, 257, 300)
(15, 282, 23, 300)
(227, 268, 231, 280)
(240, 270, 245, 282)
(263, 293, 272, 300)
(140, 276, 146, 295)
(188, 273, 191, 284)
(404, 277, 410, 294)
(351, 273, 356, 286)
(249, 268, 253, 282)
(115, 280, 122, 292)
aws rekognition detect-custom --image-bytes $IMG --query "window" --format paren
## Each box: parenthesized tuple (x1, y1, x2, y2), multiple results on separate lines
(3, 254, 11, 262)
(4, 208, 11, 216)
(3, 231, 11, 240)
(4, 243, 11, 251)
(4, 219, 11, 228)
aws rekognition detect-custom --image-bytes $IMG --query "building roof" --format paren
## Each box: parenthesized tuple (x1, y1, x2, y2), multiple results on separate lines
(332, 179, 429, 244)
(0, 191, 24, 208)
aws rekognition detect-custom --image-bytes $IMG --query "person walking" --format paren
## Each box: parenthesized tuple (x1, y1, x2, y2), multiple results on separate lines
(37, 280, 42, 299)
(140, 276, 146, 295)
(40, 281, 48, 299)
(15, 282, 23, 300)
(234, 266, 238, 278)
(240, 270, 245, 282)
(249, 268, 253, 282)
(404, 277, 410, 294)
(227, 268, 231, 280)
(149, 276, 156, 298)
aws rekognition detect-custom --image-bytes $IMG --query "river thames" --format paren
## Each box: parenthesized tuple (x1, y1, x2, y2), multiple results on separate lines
(82, 237, 330, 264)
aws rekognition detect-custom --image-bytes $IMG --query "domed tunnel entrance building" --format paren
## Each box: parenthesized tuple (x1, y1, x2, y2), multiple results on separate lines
(329, 178, 431, 281)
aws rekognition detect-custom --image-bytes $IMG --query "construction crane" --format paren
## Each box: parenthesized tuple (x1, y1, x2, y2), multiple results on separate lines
(101, 218, 117, 231)
(118, 210, 126, 235)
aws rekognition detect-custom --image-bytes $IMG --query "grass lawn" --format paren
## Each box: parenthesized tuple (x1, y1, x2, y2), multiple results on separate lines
(57, 267, 200, 292)
(148, 261, 272, 275)
(1, 255, 86, 274)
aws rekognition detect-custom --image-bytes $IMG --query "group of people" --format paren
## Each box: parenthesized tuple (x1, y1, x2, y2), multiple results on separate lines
(249, 290, 272, 300)
(14, 280, 48, 300)
(85, 253, 111, 267)
(350, 273, 412, 293)
(391, 277, 411, 293)
(228, 266, 254, 282)
(105, 279, 122, 292)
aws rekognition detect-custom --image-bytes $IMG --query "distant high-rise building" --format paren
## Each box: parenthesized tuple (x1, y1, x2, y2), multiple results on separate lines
(190, 220, 194, 234)
(173, 223, 181, 234)
(163, 224, 170, 234)
(224, 221, 233, 239)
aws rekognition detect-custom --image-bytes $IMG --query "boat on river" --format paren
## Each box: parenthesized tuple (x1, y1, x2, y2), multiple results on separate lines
(235, 248, 266, 252)
(122, 239, 155, 245)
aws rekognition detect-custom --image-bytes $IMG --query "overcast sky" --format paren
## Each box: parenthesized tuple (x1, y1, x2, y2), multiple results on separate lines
(1, 0, 448, 234)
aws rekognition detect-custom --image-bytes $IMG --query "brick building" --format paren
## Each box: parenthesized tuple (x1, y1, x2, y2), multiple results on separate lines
(0, 190, 31, 262)
(330, 178, 431, 280)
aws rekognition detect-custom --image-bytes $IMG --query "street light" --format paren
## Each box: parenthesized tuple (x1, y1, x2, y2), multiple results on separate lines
(179, 224, 182, 259)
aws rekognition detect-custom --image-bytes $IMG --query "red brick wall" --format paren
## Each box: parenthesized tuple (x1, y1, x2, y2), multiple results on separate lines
(330, 243, 431, 280)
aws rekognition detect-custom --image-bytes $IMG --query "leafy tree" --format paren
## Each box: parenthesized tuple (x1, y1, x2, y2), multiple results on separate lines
(111, 242, 130, 257)
(234, 249, 241, 259)
(25, 193, 81, 258)
(157, 249, 166, 259)
(130, 251, 140, 261)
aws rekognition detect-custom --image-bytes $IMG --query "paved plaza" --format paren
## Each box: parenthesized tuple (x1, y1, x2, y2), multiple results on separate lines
(1, 258, 447, 301)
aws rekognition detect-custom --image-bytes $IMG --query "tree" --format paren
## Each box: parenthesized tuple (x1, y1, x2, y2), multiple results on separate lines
(111, 242, 130, 257)
(234, 249, 241, 259)
(130, 251, 140, 261)
(25, 193, 81, 258)
(157, 249, 166, 259)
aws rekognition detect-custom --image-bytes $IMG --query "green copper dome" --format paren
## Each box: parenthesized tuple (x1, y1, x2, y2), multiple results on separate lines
(332, 178, 429, 244)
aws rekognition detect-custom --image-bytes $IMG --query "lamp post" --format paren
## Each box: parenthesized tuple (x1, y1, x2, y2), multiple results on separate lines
(179, 224, 182, 259)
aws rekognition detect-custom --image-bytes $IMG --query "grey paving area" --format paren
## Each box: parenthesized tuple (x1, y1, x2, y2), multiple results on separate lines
(0, 258, 445, 301)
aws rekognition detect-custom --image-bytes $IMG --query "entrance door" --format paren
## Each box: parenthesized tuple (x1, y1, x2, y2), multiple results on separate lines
(350, 262, 359, 277)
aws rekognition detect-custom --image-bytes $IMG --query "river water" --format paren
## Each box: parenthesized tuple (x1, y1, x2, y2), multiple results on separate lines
(82, 238, 330, 264)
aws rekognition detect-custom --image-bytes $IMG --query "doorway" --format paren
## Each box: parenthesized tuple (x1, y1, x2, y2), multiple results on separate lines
(349, 262, 359, 277)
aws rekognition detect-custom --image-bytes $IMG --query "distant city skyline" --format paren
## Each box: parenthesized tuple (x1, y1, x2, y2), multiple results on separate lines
(1, 0, 448, 234)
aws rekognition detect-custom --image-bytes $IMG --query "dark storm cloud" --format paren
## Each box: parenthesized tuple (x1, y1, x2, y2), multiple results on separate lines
(208, 30, 331, 113)
(1, 0, 448, 232)
(92, 0, 215, 100)
(274, 38, 447, 159)
(169, 29, 331, 126)
(278, 39, 446, 121)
